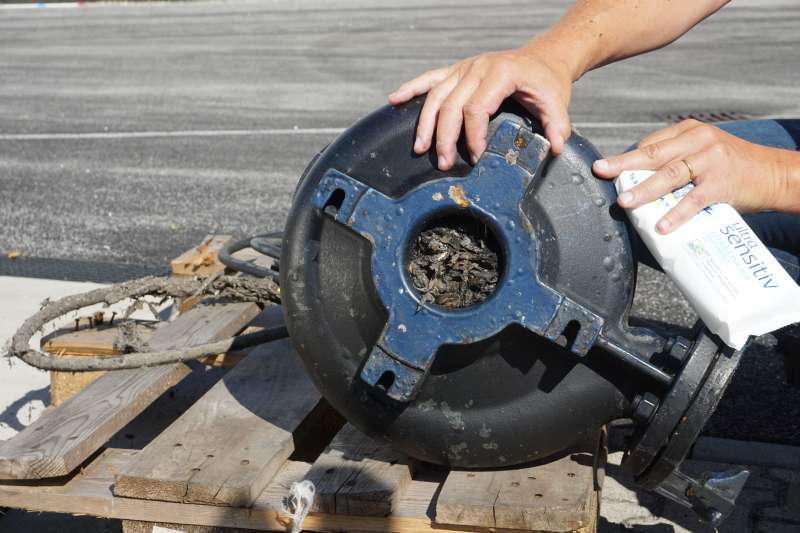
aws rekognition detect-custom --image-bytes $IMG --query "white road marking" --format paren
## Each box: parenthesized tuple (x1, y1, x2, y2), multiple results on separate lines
(1, 2, 83, 9)
(0, 127, 347, 141)
(0, 123, 667, 142)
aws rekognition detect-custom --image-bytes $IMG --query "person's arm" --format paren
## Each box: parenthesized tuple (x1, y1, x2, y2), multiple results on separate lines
(389, 0, 729, 170)
(593, 121, 800, 233)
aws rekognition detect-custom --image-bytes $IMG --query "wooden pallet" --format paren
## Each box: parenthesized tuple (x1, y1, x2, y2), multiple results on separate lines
(0, 258, 603, 533)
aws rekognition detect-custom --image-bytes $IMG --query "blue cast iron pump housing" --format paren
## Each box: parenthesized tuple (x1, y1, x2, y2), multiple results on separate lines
(281, 98, 749, 525)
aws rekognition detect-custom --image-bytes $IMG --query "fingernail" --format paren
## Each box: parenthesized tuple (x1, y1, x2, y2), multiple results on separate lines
(618, 191, 633, 205)
(594, 159, 609, 172)
(469, 153, 477, 165)
(414, 136, 423, 152)
(656, 219, 671, 234)
(438, 155, 447, 169)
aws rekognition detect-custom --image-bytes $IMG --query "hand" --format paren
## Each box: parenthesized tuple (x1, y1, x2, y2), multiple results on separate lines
(388, 43, 574, 171)
(592, 119, 795, 234)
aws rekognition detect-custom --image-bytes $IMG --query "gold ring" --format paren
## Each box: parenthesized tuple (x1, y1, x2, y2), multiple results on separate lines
(681, 159, 696, 182)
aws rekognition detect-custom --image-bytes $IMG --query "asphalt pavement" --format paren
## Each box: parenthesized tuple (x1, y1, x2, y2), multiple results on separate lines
(1, 0, 800, 443)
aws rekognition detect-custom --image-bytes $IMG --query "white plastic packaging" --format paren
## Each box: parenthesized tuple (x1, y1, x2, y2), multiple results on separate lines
(616, 170, 800, 349)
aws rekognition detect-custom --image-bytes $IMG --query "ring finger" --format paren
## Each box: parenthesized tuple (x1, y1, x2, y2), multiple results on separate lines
(618, 156, 699, 209)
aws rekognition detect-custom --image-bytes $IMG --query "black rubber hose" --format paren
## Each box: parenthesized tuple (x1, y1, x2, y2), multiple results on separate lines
(218, 233, 282, 279)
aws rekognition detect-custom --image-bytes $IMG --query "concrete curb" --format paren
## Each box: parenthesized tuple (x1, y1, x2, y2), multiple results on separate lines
(691, 436, 800, 470)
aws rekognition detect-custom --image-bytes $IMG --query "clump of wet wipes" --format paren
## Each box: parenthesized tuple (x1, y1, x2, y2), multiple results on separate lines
(409, 219, 500, 309)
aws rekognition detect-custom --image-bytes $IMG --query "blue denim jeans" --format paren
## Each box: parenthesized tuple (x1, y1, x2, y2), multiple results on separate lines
(630, 119, 800, 281)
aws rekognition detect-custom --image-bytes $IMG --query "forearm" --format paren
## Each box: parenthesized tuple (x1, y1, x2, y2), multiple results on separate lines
(527, 0, 730, 81)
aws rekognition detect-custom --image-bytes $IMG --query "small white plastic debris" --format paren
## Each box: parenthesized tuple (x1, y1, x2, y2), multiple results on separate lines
(283, 479, 316, 533)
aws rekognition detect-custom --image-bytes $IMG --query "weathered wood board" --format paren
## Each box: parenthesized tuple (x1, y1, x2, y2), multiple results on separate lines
(305, 423, 414, 517)
(0, 449, 458, 533)
(435, 432, 602, 532)
(43, 320, 161, 406)
(0, 301, 259, 480)
(113, 337, 321, 507)
(170, 234, 232, 277)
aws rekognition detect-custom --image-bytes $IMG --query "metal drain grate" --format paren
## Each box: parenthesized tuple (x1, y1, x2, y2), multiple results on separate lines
(660, 111, 752, 123)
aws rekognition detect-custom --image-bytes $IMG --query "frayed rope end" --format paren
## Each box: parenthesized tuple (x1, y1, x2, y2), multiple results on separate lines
(282, 479, 315, 533)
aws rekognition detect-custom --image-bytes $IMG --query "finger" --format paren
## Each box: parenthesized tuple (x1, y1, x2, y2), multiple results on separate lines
(593, 127, 709, 178)
(436, 72, 483, 169)
(514, 90, 571, 155)
(617, 157, 697, 209)
(415, 73, 460, 155)
(636, 119, 703, 148)
(388, 67, 450, 105)
(655, 183, 718, 234)
(462, 74, 516, 163)
(537, 93, 571, 155)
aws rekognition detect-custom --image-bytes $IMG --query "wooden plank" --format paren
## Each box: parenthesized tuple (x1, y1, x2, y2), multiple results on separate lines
(42, 321, 157, 357)
(0, 450, 446, 533)
(0, 301, 259, 480)
(170, 234, 233, 277)
(0, 445, 584, 533)
(43, 321, 162, 406)
(435, 432, 602, 532)
(306, 423, 414, 517)
(113, 336, 321, 507)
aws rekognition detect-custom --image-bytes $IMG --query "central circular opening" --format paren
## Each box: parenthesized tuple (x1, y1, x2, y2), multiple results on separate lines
(408, 214, 503, 309)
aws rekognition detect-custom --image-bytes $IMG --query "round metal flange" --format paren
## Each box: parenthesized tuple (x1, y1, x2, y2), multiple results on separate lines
(636, 341, 742, 489)
(622, 331, 721, 477)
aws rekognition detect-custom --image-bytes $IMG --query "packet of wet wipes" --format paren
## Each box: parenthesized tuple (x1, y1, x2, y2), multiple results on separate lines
(616, 170, 800, 349)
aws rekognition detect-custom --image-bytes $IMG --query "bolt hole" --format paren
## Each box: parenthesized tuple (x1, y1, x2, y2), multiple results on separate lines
(240, 459, 250, 466)
(467, 473, 476, 478)
(511, 481, 520, 487)
(557, 320, 581, 351)
(207, 454, 214, 459)
(191, 468, 201, 472)
(324, 188, 346, 216)
(567, 472, 576, 478)
(534, 493, 543, 498)
(376, 370, 395, 392)
(174, 443, 182, 447)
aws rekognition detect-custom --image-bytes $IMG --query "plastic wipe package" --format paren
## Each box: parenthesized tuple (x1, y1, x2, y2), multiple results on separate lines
(616, 170, 800, 349)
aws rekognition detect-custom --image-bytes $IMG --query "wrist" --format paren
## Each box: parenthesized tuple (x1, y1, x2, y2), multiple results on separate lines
(769, 149, 800, 213)
(521, 33, 589, 82)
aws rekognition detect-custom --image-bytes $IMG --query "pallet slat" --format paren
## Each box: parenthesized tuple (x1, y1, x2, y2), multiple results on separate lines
(44, 321, 162, 406)
(170, 234, 232, 277)
(306, 423, 414, 516)
(113, 335, 321, 507)
(435, 432, 602, 532)
(0, 301, 260, 480)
